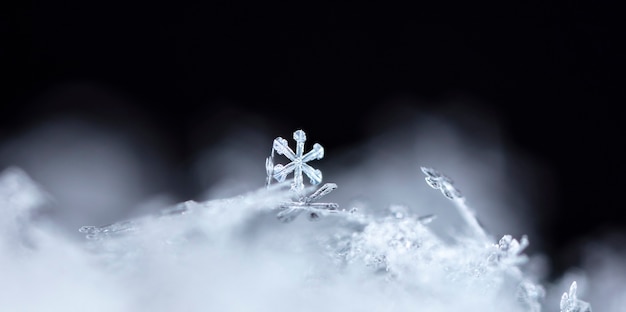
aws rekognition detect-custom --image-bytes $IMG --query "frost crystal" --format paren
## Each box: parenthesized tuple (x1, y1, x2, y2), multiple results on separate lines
(265, 130, 338, 222)
(276, 182, 339, 222)
(560, 281, 592, 312)
(421, 166, 462, 199)
(267, 129, 324, 193)
(490, 234, 530, 267)
(421, 166, 488, 242)
(79, 220, 140, 240)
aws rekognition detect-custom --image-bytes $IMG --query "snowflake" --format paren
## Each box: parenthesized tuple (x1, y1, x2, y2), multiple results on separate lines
(266, 129, 324, 193)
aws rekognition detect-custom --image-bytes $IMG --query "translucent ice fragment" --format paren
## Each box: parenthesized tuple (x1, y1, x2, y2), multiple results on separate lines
(307, 183, 337, 202)
(420, 167, 462, 199)
(275, 183, 339, 222)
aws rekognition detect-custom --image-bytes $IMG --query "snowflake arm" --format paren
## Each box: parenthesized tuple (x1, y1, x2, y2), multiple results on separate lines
(273, 162, 297, 183)
(276, 183, 339, 222)
(306, 182, 336, 202)
(301, 143, 324, 163)
(273, 137, 296, 160)
(301, 163, 323, 185)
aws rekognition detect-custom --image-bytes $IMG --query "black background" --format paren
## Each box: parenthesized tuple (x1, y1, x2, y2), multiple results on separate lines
(2, 2, 624, 280)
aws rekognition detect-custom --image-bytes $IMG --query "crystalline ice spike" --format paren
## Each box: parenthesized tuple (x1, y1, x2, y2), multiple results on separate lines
(265, 157, 274, 186)
(306, 183, 337, 202)
(560, 281, 592, 312)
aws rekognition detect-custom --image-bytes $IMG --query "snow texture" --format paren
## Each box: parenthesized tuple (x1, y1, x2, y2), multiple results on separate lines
(0, 125, 609, 312)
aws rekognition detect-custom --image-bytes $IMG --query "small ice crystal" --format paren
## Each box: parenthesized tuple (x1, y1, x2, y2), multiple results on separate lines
(78, 201, 197, 240)
(560, 281, 592, 312)
(267, 129, 324, 193)
(420, 167, 462, 199)
(421, 166, 488, 241)
(78, 220, 139, 240)
(492, 234, 530, 266)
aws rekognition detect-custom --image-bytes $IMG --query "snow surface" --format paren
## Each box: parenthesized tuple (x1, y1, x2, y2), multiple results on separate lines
(0, 111, 615, 312)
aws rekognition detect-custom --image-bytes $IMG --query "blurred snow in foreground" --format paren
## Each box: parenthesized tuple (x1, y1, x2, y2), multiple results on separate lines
(0, 110, 617, 311)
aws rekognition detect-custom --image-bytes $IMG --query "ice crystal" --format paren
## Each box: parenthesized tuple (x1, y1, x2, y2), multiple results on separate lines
(338, 208, 443, 275)
(490, 234, 530, 268)
(560, 281, 592, 312)
(265, 130, 338, 223)
(266, 129, 324, 193)
(79, 220, 140, 240)
(421, 166, 489, 242)
(421, 166, 462, 199)
(276, 182, 339, 222)
(78, 200, 200, 240)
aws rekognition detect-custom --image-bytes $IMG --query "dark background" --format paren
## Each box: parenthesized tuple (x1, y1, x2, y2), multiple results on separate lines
(2, 2, 624, 280)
